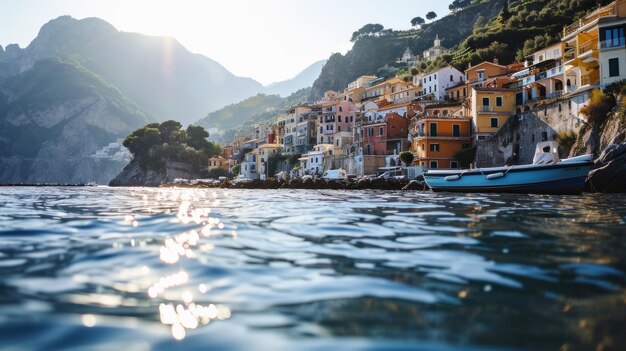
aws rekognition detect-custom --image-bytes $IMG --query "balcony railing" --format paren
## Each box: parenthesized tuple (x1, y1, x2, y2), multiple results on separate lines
(578, 40, 598, 55)
(581, 72, 600, 86)
(479, 106, 493, 112)
(563, 3, 616, 37)
(564, 49, 576, 62)
(600, 37, 626, 49)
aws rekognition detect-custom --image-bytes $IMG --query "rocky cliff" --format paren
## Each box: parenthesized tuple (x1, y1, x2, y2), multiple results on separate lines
(109, 160, 199, 187)
(576, 97, 626, 193)
(0, 58, 148, 184)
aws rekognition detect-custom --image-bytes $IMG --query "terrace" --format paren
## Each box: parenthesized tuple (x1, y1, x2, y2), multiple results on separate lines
(563, 2, 617, 37)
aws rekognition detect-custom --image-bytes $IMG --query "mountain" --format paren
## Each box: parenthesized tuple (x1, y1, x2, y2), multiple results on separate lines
(195, 87, 311, 144)
(310, 0, 613, 101)
(0, 16, 264, 125)
(0, 57, 148, 184)
(265, 60, 326, 97)
(309, 0, 504, 100)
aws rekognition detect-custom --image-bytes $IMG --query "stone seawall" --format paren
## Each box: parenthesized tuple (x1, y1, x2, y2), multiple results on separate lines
(475, 91, 591, 167)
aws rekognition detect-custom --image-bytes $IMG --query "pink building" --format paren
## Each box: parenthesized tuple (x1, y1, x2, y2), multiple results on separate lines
(317, 100, 357, 145)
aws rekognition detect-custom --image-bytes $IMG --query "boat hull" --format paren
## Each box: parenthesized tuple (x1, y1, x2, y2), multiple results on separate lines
(424, 162, 593, 195)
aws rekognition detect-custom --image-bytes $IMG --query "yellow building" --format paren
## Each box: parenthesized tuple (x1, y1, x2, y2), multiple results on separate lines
(468, 87, 517, 141)
(561, 0, 626, 91)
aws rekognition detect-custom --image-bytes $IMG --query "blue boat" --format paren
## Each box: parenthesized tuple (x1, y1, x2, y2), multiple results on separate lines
(423, 142, 594, 195)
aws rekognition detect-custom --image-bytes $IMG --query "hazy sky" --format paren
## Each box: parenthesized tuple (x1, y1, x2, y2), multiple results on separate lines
(0, 0, 451, 85)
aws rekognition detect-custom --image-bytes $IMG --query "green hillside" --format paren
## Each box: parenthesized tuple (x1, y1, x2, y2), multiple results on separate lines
(310, 0, 613, 100)
(195, 87, 311, 144)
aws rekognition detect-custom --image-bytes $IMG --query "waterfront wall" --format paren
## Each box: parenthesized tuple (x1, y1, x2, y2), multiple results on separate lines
(475, 91, 591, 167)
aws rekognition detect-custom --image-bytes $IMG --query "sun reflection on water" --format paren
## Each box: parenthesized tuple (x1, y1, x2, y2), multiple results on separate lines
(144, 189, 232, 340)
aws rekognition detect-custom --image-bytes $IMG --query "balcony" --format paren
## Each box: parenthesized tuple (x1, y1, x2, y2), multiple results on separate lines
(563, 2, 616, 37)
(479, 106, 493, 112)
(600, 37, 626, 49)
(578, 39, 598, 58)
(581, 71, 600, 86)
(564, 49, 576, 62)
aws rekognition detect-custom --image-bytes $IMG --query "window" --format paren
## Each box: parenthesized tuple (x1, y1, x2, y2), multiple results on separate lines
(430, 144, 440, 152)
(429, 76, 432, 82)
(421, 143, 425, 151)
(453, 125, 461, 137)
(338, 126, 341, 132)
(450, 74, 453, 82)
(602, 26, 625, 48)
(424, 77, 427, 83)
(338, 115, 342, 122)
(462, 143, 470, 149)
(496, 96, 503, 106)
(450, 161, 459, 169)
(434, 85, 437, 92)
(429, 123, 437, 136)
(339, 106, 343, 112)
(482, 97, 490, 106)
(478, 136, 486, 140)
(609, 58, 620, 77)
(429, 161, 438, 169)
(434, 74, 437, 79)
(379, 127, 384, 136)
(478, 70, 484, 80)
(541, 131, 548, 141)
(490, 118, 499, 128)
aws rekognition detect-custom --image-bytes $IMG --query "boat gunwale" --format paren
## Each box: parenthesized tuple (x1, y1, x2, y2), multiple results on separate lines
(423, 160, 594, 177)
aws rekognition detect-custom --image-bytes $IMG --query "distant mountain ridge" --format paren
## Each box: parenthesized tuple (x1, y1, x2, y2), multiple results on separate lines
(265, 60, 326, 97)
(0, 15, 264, 125)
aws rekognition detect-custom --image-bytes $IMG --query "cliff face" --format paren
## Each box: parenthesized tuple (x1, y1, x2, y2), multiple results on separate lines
(109, 160, 199, 186)
(578, 100, 626, 193)
(0, 58, 148, 184)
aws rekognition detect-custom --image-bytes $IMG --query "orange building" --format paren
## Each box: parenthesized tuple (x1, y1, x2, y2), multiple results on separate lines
(412, 115, 472, 169)
(208, 156, 235, 172)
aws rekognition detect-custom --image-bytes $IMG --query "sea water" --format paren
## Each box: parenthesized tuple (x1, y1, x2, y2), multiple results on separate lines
(0, 187, 624, 350)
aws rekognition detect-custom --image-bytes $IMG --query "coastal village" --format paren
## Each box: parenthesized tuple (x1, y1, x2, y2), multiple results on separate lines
(205, 1, 626, 180)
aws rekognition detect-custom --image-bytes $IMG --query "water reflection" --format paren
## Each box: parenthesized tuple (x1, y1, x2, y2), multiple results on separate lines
(0, 187, 624, 350)
(149, 190, 233, 340)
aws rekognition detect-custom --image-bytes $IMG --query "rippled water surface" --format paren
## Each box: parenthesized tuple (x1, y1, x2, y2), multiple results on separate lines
(0, 187, 625, 351)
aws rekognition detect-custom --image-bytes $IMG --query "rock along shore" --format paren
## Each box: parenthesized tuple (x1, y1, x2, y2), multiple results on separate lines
(160, 178, 427, 191)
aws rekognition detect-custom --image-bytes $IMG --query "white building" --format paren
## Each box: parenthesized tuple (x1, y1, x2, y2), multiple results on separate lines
(302, 144, 334, 175)
(422, 35, 451, 61)
(599, 17, 626, 86)
(240, 151, 258, 180)
(421, 66, 465, 101)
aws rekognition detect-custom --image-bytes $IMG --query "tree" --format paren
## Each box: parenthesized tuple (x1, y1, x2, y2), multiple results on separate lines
(411, 16, 425, 27)
(350, 23, 385, 42)
(499, 0, 511, 23)
(449, 0, 471, 11)
(426, 11, 437, 21)
(158, 120, 183, 144)
(399, 151, 414, 166)
(186, 125, 212, 154)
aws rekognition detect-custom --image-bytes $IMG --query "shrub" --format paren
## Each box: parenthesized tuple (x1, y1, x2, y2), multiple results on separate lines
(580, 89, 616, 127)
(399, 151, 414, 165)
(556, 130, 577, 153)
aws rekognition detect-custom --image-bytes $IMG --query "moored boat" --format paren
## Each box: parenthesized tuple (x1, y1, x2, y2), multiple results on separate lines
(423, 142, 594, 195)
